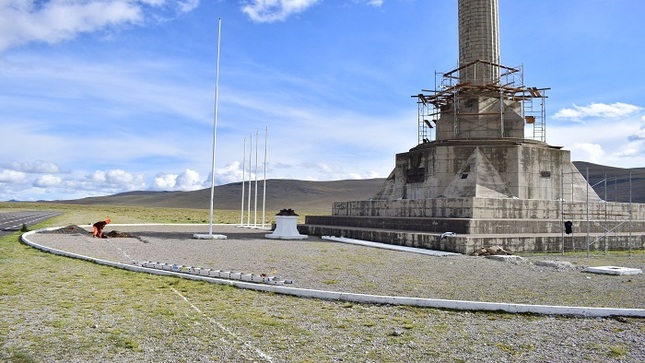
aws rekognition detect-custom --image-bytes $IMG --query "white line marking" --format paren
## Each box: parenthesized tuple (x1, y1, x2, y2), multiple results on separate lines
(170, 287, 273, 362)
(105, 239, 133, 261)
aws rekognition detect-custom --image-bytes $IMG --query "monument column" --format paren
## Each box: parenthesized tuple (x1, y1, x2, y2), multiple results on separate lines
(458, 0, 500, 85)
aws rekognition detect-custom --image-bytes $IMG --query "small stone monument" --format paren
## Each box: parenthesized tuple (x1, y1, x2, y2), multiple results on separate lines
(265, 209, 307, 240)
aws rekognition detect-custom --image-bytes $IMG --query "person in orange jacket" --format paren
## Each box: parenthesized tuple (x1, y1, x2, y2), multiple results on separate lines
(92, 218, 111, 238)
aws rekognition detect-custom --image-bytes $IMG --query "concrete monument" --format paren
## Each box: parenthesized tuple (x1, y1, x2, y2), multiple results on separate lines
(303, 0, 645, 254)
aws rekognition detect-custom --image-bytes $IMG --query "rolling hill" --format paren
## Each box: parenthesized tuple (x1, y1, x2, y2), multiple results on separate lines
(50, 161, 645, 212)
(54, 178, 387, 214)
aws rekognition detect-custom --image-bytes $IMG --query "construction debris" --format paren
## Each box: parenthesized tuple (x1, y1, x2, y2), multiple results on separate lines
(40, 225, 89, 235)
(472, 245, 513, 256)
(104, 230, 134, 238)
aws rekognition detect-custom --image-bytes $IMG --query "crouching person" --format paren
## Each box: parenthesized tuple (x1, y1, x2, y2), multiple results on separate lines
(92, 218, 111, 238)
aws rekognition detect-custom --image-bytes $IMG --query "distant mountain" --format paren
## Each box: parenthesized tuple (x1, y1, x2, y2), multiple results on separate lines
(48, 162, 645, 212)
(573, 161, 645, 203)
(52, 178, 387, 214)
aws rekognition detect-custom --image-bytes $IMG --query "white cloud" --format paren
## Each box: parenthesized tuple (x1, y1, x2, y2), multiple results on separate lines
(241, 0, 320, 23)
(547, 113, 645, 168)
(175, 169, 204, 191)
(553, 102, 642, 121)
(0, 169, 27, 183)
(89, 170, 107, 183)
(177, 0, 199, 13)
(104, 169, 145, 187)
(568, 143, 606, 164)
(0, 0, 201, 52)
(5, 160, 61, 173)
(152, 169, 204, 191)
(153, 173, 178, 189)
(85, 169, 145, 190)
(0, 0, 142, 51)
(33, 174, 62, 187)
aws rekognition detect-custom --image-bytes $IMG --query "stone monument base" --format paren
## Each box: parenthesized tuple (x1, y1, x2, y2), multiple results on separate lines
(303, 197, 645, 254)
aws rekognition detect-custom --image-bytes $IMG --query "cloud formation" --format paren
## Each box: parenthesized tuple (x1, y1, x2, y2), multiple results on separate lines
(153, 169, 205, 191)
(4, 160, 62, 174)
(241, 0, 320, 22)
(0, 169, 26, 183)
(0, 0, 200, 52)
(553, 102, 642, 121)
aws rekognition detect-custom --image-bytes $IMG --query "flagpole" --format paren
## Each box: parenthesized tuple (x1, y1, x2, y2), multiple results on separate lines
(207, 17, 222, 236)
(240, 137, 246, 226)
(254, 130, 259, 227)
(246, 133, 252, 227)
(262, 126, 268, 228)
(194, 18, 226, 240)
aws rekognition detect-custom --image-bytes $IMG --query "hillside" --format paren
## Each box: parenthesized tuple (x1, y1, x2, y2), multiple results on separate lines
(573, 161, 645, 203)
(50, 162, 645, 212)
(54, 178, 387, 214)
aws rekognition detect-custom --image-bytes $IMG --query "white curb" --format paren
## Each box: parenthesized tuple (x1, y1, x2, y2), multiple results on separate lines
(20, 225, 645, 318)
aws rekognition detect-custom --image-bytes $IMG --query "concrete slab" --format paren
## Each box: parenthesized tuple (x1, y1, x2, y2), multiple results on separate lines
(193, 233, 227, 239)
(265, 234, 308, 240)
(583, 266, 643, 275)
(322, 236, 461, 257)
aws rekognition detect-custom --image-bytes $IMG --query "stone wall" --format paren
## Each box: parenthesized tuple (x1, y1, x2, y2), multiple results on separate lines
(333, 198, 645, 221)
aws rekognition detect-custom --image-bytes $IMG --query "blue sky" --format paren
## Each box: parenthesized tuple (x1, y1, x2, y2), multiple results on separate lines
(1, 0, 644, 201)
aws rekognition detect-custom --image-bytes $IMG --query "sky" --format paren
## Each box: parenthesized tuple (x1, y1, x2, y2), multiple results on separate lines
(1, 0, 644, 201)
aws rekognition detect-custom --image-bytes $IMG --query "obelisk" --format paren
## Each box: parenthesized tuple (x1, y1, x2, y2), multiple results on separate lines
(436, 0, 522, 140)
(458, 0, 500, 84)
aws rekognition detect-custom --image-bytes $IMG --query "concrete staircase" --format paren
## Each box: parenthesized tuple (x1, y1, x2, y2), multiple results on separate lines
(302, 198, 645, 254)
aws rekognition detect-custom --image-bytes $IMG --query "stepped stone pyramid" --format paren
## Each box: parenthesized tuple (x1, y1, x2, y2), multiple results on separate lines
(303, 0, 645, 254)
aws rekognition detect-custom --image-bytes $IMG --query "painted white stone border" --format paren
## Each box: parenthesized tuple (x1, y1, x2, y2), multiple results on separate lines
(584, 266, 643, 275)
(21, 225, 645, 318)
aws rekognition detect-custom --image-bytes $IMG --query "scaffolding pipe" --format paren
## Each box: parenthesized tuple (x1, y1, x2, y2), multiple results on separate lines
(604, 173, 608, 254)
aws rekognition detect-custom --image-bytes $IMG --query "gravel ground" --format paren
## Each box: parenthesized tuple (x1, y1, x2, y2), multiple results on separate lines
(31, 224, 645, 309)
(19, 224, 645, 362)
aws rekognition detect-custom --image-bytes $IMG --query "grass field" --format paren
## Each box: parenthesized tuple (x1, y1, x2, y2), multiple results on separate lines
(1, 203, 644, 362)
(1, 202, 297, 225)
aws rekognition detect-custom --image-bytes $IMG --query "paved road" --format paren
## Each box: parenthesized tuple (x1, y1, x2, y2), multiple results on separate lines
(0, 211, 60, 237)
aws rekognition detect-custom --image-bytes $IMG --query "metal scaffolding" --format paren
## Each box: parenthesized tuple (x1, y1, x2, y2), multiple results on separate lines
(413, 60, 549, 145)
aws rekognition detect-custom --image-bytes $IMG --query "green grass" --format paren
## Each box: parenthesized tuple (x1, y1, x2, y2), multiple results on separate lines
(1, 205, 644, 362)
(0, 201, 323, 224)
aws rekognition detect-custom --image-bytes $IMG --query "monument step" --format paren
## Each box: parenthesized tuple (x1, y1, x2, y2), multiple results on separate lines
(301, 224, 645, 254)
(304, 215, 645, 235)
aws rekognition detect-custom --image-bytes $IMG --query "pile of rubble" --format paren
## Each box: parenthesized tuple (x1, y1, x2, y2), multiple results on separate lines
(40, 225, 138, 240)
(104, 230, 135, 238)
(472, 245, 513, 256)
(40, 225, 89, 235)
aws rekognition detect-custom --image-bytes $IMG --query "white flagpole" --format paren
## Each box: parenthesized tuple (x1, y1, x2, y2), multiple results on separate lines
(262, 126, 268, 228)
(194, 18, 226, 240)
(240, 137, 246, 226)
(254, 129, 259, 227)
(207, 17, 223, 237)
(246, 133, 252, 226)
